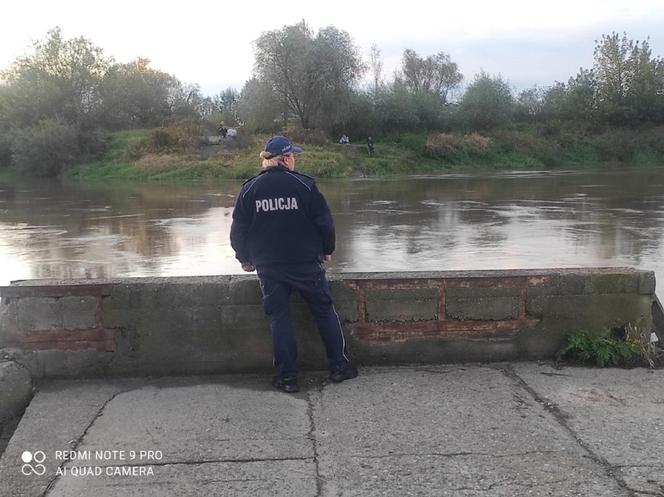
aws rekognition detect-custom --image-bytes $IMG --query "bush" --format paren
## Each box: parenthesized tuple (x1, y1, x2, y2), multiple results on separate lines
(11, 119, 79, 177)
(376, 86, 421, 133)
(558, 330, 638, 367)
(125, 136, 151, 160)
(425, 132, 493, 158)
(151, 120, 203, 152)
(494, 130, 559, 166)
(125, 121, 202, 159)
(624, 320, 663, 368)
(341, 91, 379, 139)
(282, 127, 329, 146)
(590, 129, 637, 163)
(223, 127, 252, 150)
(77, 127, 108, 159)
(459, 72, 514, 130)
(149, 128, 177, 150)
(395, 132, 427, 153)
(639, 126, 664, 155)
(0, 130, 12, 168)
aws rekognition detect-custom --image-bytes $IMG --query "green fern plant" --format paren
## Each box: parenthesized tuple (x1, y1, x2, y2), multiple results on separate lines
(558, 330, 638, 367)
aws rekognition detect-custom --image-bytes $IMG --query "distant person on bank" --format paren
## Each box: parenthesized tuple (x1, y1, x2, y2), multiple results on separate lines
(230, 135, 358, 393)
(367, 136, 374, 157)
(218, 123, 228, 139)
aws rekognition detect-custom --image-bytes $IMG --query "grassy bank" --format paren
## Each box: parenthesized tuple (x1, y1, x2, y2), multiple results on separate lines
(67, 125, 664, 183)
(0, 168, 18, 182)
(68, 130, 447, 182)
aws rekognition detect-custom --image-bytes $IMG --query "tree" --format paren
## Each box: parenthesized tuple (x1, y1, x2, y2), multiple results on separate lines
(376, 83, 420, 132)
(398, 49, 463, 103)
(341, 90, 379, 138)
(168, 83, 210, 120)
(369, 44, 383, 99)
(460, 71, 513, 130)
(593, 33, 632, 121)
(253, 21, 364, 129)
(538, 70, 597, 124)
(514, 86, 544, 122)
(624, 38, 664, 122)
(213, 87, 240, 126)
(99, 58, 180, 128)
(0, 84, 12, 167)
(1, 27, 110, 128)
(236, 77, 281, 132)
(541, 82, 568, 121)
(565, 68, 597, 121)
(592, 32, 664, 123)
(10, 118, 78, 177)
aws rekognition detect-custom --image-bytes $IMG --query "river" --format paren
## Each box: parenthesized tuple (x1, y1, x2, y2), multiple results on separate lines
(1, 168, 663, 295)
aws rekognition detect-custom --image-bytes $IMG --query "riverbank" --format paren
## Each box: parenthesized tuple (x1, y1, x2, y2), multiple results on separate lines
(64, 125, 664, 183)
(0, 168, 18, 183)
(67, 130, 449, 183)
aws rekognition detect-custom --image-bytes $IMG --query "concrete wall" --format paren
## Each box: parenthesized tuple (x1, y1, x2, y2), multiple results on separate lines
(0, 268, 655, 379)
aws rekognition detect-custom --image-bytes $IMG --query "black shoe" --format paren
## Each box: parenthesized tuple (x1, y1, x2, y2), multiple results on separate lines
(329, 364, 358, 383)
(272, 376, 299, 393)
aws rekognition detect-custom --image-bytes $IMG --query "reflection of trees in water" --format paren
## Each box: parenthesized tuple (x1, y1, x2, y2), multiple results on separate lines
(0, 180, 241, 280)
(2, 169, 664, 280)
(325, 170, 664, 271)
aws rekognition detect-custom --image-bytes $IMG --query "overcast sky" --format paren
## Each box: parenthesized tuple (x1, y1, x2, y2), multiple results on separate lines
(2, 0, 664, 96)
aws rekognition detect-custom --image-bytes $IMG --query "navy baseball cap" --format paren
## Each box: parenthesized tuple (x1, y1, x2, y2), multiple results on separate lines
(264, 135, 303, 156)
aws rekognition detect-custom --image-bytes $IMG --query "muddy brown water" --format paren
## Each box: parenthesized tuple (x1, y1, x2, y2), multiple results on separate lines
(1, 168, 663, 296)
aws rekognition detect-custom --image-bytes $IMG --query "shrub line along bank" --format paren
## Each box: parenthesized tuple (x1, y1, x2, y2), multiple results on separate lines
(63, 126, 664, 184)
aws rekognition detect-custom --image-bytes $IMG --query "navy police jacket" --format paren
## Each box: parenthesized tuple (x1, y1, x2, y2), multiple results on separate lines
(230, 164, 335, 265)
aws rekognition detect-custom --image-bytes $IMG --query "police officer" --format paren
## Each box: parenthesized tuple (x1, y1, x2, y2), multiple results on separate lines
(230, 135, 358, 393)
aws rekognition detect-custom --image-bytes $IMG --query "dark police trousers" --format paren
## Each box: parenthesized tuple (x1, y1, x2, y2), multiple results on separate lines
(256, 262, 350, 379)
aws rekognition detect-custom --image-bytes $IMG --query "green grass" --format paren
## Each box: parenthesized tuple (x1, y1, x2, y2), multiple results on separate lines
(109, 128, 150, 153)
(65, 125, 664, 184)
(0, 167, 18, 182)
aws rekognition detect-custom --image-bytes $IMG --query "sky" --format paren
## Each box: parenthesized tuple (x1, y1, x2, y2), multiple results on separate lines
(1, 0, 664, 96)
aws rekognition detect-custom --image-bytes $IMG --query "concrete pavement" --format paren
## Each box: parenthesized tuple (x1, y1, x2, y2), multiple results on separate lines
(0, 363, 663, 496)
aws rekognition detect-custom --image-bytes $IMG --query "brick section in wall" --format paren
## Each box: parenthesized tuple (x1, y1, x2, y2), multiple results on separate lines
(351, 319, 540, 342)
(16, 328, 116, 351)
(344, 275, 549, 342)
(11, 295, 117, 352)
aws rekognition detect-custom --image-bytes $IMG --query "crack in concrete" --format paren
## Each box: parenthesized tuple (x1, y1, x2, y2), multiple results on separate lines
(454, 477, 570, 492)
(501, 366, 638, 497)
(470, 478, 569, 492)
(414, 367, 463, 375)
(40, 386, 139, 497)
(197, 477, 279, 483)
(631, 490, 664, 497)
(133, 456, 314, 468)
(352, 451, 475, 459)
(306, 383, 324, 497)
(86, 476, 309, 489)
(349, 449, 566, 460)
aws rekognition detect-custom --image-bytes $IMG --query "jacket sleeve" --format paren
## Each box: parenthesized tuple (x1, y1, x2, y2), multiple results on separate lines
(230, 189, 251, 262)
(310, 183, 335, 255)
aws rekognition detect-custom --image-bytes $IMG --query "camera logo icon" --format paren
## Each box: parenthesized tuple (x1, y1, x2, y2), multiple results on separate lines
(21, 451, 46, 476)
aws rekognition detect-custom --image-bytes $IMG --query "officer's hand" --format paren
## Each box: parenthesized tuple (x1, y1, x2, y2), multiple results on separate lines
(323, 255, 332, 263)
(241, 261, 255, 272)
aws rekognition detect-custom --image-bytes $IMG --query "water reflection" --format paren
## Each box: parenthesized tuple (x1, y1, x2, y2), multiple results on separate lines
(1, 168, 664, 293)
